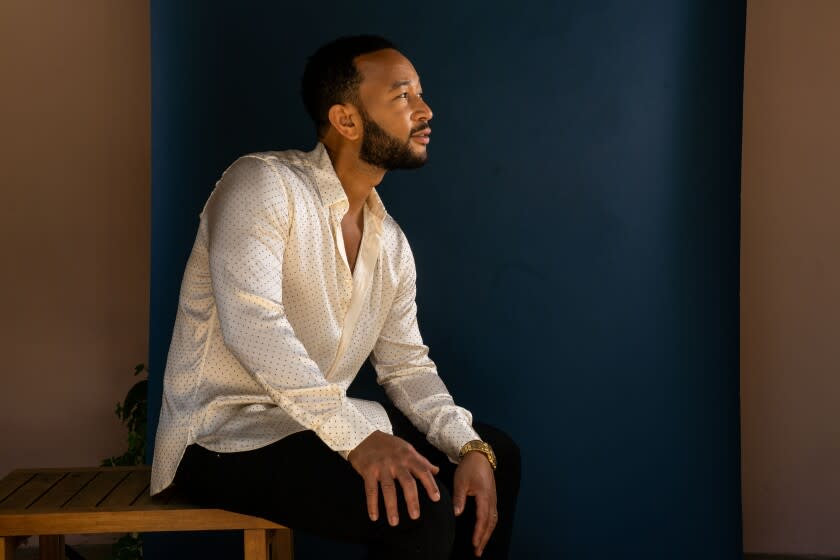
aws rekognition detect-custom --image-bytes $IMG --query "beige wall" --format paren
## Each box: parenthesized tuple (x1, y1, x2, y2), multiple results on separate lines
(741, 0, 840, 555)
(0, 1, 150, 477)
(3, 1, 839, 554)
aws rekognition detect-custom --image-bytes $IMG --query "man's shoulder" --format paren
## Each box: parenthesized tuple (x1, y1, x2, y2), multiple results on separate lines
(380, 213, 405, 241)
(232, 148, 313, 185)
(379, 213, 414, 263)
(217, 147, 322, 203)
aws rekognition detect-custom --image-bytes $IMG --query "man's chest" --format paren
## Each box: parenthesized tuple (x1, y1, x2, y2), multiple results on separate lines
(341, 219, 363, 273)
(280, 210, 395, 317)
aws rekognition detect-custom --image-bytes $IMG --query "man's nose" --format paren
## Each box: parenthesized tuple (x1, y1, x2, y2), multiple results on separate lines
(415, 98, 433, 122)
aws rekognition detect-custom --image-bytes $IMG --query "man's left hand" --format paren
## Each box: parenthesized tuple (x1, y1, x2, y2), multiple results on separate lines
(452, 451, 497, 557)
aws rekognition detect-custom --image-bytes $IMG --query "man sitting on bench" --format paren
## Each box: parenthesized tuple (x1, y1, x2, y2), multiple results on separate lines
(150, 35, 520, 560)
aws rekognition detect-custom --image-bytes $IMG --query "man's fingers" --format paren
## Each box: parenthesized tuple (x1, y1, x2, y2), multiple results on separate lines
(472, 493, 490, 548)
(364, 476, 379, 522)
(351, 435, 442, 526)
(397, 471, 421, 520)
(404, 450, 440, 502)
(476, 507, 498, 556)
(411, 452, 440, 476)
(473, 494, 498, 557)
(452, 484, 467, 516)
(380, 478, 400, 526)
(415, 471, 440, 502)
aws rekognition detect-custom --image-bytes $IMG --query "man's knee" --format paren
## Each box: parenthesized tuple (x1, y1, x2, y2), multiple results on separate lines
(378, 481, 455, 559)
(412, 483, 456, 551)
(475, 424, 522, 502)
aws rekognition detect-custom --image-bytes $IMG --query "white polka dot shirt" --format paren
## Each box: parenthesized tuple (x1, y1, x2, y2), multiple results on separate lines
(150, 143, 480, 495)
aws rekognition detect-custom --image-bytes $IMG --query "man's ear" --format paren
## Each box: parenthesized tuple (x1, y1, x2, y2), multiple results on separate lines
(327, 104, 362, 141)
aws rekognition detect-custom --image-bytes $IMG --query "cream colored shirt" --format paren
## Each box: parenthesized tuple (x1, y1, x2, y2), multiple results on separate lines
(150, 142, 479, 495)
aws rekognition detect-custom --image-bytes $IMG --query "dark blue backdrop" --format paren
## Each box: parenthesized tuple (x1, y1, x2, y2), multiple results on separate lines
(147, 1, 745, 558)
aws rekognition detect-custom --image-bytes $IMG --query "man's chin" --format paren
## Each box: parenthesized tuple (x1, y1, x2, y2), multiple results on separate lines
(380, 151, 428, 171)
(406, 146, 429, 167)
(397, 154, 428, 170)
(361, 143, 429, 171)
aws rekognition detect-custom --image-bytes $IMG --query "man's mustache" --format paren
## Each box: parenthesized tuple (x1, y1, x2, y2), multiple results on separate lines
(410, 123, 431, 136)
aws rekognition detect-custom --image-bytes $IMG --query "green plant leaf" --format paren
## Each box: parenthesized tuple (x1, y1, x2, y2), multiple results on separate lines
(122, 380, 148, 422)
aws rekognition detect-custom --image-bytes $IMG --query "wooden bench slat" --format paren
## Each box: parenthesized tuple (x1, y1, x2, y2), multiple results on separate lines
(131, 485, 169, 508)
(10, 466, 147, 474)
(28, 471, 98, 511)
(165, 491, 197, 507)
(0, 472, 34, 504)
(64, 470, 129, 509)
(0, 473, 64, 510)
(0, 508, 284, 535)
(0, 468, 292, 560)
(100, 469, 149, 508)
(131, 490, 155, 507)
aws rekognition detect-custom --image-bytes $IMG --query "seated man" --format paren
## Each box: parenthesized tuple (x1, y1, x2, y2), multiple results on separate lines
(150, 35, 520, 559)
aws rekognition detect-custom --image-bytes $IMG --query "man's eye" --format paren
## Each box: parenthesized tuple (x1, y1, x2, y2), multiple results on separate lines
(396, 91, 424, 101)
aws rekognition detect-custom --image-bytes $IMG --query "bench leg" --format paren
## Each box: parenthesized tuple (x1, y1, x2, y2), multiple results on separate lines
(1, 536, 20, 560)
(244, 529, 293, 560)
(268, 528, 293, 560)
(244, 529, 269, 560)
(39, 535, 64, 560)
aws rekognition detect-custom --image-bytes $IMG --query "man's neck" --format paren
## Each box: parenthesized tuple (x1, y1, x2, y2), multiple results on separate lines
(323, 142, 385, 219)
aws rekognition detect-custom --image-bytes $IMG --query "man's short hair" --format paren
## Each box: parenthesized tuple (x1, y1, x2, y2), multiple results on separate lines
(301, 35, 397, 138)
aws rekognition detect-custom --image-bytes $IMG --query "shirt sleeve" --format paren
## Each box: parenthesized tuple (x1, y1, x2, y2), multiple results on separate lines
(205, 155, 379, 456)
(370, 236, 481, 463)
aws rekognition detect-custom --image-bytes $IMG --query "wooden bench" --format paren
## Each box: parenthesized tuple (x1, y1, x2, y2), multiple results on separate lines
(0, 466, 292, 560)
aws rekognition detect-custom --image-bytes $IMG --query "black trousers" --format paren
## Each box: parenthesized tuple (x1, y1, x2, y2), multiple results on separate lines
(174, 404, 520, 559)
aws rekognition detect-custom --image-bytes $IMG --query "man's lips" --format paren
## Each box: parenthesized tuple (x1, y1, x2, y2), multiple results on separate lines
(411, 128, 431, 144)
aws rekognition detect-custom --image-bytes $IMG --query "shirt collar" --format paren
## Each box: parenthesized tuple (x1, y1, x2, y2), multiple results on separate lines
(307, 142, 388, 222)
(366, 186, 387, 222)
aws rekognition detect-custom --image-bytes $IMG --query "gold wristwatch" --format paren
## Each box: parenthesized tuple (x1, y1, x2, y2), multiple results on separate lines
(458, 440, 497, 470)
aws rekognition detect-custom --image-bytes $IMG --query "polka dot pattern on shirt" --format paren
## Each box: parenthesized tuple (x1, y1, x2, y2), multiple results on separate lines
(150, 143, 479, 495)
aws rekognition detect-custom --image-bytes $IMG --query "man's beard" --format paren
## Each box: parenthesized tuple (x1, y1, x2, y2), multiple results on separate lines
(358, 107, 429, 171)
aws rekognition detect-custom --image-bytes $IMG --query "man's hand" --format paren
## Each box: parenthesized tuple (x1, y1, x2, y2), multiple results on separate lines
(453, 451, 497, 557)
(347, 431, 441, 526)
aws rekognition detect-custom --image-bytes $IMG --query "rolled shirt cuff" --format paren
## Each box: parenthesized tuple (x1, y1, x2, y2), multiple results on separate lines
(431, 408, 482, 464)
(326, 398, 393, 459)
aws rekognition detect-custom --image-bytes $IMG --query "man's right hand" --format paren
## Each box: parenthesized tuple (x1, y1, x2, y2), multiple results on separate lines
(347, 430, 441, 526)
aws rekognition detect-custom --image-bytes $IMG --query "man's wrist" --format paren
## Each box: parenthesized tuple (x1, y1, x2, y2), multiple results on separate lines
(458, 440, 497, 470)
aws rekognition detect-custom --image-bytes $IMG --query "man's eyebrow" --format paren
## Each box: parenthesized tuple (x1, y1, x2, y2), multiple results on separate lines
(388, 79, 414, 92)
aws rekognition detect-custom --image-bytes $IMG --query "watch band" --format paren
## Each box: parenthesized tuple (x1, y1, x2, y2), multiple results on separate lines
(458, 439, 497, 470)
